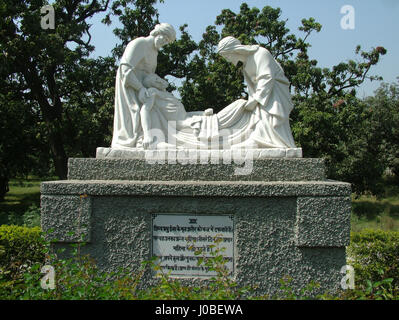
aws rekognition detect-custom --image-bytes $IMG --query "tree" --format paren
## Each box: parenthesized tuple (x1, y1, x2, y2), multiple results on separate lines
(175, 3, 387, 193)
(364, 80, 399, 180)
(0, 0, 168, 188)
(178, 3, 385, 109)
(59, 56, 117, 157)
(107, 0, 161, 58)
(0, 0, 118, 180)
(0, 67, 52, 200)
(178, 4, 324, 112)
(0, 91, 38, 200)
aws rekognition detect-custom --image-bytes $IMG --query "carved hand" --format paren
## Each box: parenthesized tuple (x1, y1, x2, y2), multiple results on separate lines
(138, 87, 149, 103)
(244, 98, 258, 111)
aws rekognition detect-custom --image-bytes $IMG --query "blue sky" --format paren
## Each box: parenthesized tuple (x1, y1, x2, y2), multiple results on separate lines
(89, 0, 399, 97)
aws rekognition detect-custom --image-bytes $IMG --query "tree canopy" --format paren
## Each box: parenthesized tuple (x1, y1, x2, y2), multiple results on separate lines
(0, 0, 395, 199)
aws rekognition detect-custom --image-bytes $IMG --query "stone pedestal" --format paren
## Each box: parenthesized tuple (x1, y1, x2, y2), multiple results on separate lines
(41, 149, 351, 296)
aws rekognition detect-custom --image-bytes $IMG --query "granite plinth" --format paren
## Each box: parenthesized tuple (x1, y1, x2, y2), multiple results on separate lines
(41, 156, 351, 297)
(68, 157, 325, 182)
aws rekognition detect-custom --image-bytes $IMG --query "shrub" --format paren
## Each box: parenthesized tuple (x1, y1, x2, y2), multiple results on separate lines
(0, 225, 45, 280)
(346, 229, 399, 298)
(14, 247, 142, 300)
(0, 226, 143, 300)
(22, 204, 41, 227)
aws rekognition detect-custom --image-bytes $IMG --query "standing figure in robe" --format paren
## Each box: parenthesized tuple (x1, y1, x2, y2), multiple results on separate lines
(216, 36, 297, 149)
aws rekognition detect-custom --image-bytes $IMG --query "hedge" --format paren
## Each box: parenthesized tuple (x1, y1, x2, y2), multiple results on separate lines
(348, 229, 399, 291)
(0, 225, 46, 279)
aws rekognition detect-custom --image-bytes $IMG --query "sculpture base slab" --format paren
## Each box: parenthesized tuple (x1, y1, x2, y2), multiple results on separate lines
(96, 147, 303, 160)
(67, 157, 325, 181)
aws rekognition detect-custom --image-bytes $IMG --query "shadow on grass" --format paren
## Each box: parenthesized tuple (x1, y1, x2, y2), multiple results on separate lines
(0, 178, 42, 225)
(353, 200, 398, 217)
(352, 200, 399, 219)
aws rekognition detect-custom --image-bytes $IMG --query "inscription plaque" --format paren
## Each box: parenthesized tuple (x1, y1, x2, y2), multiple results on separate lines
(152, 214, 234, 277)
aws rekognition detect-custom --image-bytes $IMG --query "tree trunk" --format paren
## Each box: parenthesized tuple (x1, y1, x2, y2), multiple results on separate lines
(48, 120, 68, 180)
(49, 134, 68, 180)
(0, 176, 9, 202)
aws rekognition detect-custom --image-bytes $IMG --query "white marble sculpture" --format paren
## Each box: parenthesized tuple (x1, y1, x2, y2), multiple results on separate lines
(217, 36, 296, 149)
(109, 24, 300, 158)
(112, 23, 176, 149)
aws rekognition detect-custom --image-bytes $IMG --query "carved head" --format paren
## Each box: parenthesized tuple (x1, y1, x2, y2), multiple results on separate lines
(217, 36, 241, 54)
(150, 23, 176, 49)
(217, 36, 259, 65)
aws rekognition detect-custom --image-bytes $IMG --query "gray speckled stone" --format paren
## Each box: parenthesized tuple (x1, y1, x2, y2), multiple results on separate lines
(67, 158, 326, 181)
(42, 194, 349, 296)
(41, 195, 91, 242)
(41, 156, 351, 297)
(41, 180, 350, 197)
(296, 197, 352, 247)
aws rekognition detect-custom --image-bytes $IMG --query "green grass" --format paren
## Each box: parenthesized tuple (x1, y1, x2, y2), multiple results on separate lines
(0, 177, 44, 225)
(351, 179, 399, 232)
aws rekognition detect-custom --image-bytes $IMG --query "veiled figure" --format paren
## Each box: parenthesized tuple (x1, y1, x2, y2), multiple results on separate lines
(216, 36, 297, 149)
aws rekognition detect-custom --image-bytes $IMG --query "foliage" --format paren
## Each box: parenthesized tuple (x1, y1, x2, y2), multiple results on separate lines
(21, 204, 41, 227)
(0, 232, 253, 300)
(0, 226, 145, 299)
(351, 182, 399, 232)
(0, 0, 197, 191)
(0, 0, 160, 184)
(364, 80, 399, 180)
(0, 225, 45, 289)
(179, 4, 321, 112)
(178, 3, 385, 109)
(2, 205, 41, 227)
(271, 276, 321, 300)
(1, 0, 115, 179)
(343, 276, 397, 300)
(0, 178, 41, 225)
(59, 56, 116, 158)
(108, 0, 161, 58)
(0, 231, 321, 300)
(346, 229, 399, 299)
(293, 92, 387, 194)
(170, 3, 388, 194)
(8, 248, 142, 300)
(1, 227, 399, 300)
(0, 91, 46, 201)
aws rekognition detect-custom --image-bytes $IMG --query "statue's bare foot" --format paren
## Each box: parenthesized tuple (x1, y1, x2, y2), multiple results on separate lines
(143, 136, 155, 149)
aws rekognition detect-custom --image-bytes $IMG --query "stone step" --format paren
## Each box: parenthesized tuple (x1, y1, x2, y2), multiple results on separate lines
(67, 157, 326, 182)
(42, 179, 349, 197)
